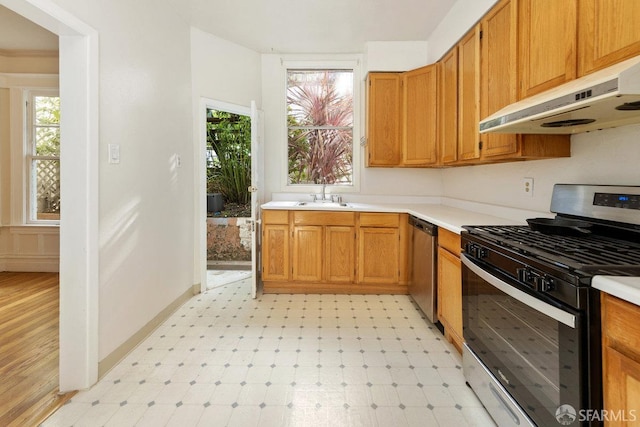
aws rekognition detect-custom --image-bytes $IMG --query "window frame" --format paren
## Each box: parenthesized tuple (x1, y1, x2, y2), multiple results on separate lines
(281, 58, 362, 194)
(25, 89, 60, 224)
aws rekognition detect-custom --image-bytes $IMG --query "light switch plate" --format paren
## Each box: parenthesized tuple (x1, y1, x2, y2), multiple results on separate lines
(108, 144, 120, 164)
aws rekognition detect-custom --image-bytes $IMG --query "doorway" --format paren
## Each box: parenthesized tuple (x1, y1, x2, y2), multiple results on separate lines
(205, 108, 252, 288)
(198, 99, 263, 298)
(1, 0, 100, 391)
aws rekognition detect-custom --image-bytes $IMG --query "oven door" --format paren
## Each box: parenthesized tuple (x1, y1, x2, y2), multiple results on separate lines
(462, 254, 585, 427)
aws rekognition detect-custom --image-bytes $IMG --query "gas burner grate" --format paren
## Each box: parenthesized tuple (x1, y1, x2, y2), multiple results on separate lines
(464, 225, 640, 273)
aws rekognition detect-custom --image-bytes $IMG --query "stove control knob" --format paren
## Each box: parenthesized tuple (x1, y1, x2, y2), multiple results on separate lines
(535, 276, 554, 292)
(465, 243, 488, 259)
(517, 268, 531, 283)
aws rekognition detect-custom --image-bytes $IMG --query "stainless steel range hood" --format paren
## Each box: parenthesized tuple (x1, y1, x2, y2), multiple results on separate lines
(479, 55, 640, 134)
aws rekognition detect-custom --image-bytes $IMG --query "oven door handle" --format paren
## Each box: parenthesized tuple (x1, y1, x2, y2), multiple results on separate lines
(462, 254, 576, 328)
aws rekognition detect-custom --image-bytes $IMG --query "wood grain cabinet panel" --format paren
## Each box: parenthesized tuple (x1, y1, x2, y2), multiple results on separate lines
(601, 293, 640, 424)
(439, 48, 459, 165)
(262, 210, 407, 293)
(402, 65, 438, 166)
(366, 73, 402, 167)
(437, 229, 463, 354)
(325, 226, 355, 283)
(457, 26, 481, 163)
(262, 224, 289, 282)
(358, 227, 400, 284)
(578, 0, 640, 76)
(292, 225, 323, 282)
(479, 0, 571, 161)
(519, 0, 577, 98)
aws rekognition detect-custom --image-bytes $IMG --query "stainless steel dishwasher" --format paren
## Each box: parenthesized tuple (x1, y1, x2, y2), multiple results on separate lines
(408, 215, 438, 323)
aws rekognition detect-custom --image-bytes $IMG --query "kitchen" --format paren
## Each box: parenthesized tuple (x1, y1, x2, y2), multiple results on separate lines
(3, 0, 640, 425)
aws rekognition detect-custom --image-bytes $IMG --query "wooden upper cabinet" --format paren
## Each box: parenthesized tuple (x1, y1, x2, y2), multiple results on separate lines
(518, 0, 577, 98)
(578, 0, 640, 76)
(366, 73, 402, 167)
(480, 0, 519, 158)
(439, 48, 458, 165)
(457, 26, 481, 162)
(402, 65, 438, 166)
(478, 0, 571, 161)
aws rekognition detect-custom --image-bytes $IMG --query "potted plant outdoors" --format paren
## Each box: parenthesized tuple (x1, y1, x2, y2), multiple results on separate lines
(206, 111, 251, 215)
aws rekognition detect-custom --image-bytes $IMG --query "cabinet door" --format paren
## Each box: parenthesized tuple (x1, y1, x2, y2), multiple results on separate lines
(325, 226, 355, 283)
(292, 225, 323, 282)
(439, 48, 458, 164)
(437, 247, 463, 353)
(403, 65, 438, 166)
(457, 26, 481, 162)
(358, 227, 399, 284)
(603, 346, 640, 424)
(366, 73, 402, 167)
(578, 0, 640, 76)
(262, 224, 290, 281)
(519, 0, 577, 98)
(480, 0, 520, 158)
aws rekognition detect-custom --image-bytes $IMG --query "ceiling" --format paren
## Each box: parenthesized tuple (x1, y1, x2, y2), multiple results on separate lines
(0, 5, 58, 51)
(1, 1, 458, 54)
(164, 0, 458, 53)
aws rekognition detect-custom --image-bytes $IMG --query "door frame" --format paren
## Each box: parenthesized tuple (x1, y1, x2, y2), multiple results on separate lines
(0, 0, 100, 391)
(197, 98, 252, 294)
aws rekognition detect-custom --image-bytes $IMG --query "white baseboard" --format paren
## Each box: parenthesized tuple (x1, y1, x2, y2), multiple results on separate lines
(0, 255, 59, 272)
(97, 286, 194, 379)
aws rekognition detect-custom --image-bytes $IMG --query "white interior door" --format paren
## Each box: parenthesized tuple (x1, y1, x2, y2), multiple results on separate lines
(250, 101, 264, 298)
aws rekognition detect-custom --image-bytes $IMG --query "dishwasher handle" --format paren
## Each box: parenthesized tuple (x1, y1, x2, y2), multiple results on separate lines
(409, 215, 437, 235)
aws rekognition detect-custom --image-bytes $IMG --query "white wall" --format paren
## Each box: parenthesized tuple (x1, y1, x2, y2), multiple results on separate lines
(45, 0, 195, 362)
(427, 0, 497, 62)
(365, 41, 428, 72)
(441, 125, 640, 213)
(190, 28, 262, 108)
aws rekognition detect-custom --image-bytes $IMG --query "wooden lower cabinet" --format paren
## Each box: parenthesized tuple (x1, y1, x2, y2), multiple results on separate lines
(262, 210, 408, 294)
(601, 293, 640, 425)
(291, 225, 323, 282)
(358, 227, 400, 284)
(325, 226, 356, 283)
(437, 229, 463, 354)
(262, 210, 290, 282)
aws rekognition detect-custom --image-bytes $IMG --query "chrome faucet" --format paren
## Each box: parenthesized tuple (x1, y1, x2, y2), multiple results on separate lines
(311, 178, 330, 202)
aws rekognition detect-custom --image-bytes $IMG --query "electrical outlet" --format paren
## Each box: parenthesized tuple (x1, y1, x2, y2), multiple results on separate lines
(523, 177, 534, 197)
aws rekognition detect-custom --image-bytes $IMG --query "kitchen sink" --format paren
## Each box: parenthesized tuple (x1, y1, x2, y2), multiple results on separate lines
(295, 201, 351, 208)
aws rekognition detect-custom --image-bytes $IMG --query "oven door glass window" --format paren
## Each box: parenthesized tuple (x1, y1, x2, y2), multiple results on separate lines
(463, 257, 583, 426)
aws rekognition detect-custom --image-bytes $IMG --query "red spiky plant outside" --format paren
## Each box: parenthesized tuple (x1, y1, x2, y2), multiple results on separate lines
(287, 70, 353, 185)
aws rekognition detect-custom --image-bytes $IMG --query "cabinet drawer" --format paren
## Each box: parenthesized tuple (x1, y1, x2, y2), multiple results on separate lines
(293, 211, 355, 226)
(359, 213, 399, 228)
(263, 210, 289, 225)
(438, 228, 461, 256)
(603, 293, 640, 352)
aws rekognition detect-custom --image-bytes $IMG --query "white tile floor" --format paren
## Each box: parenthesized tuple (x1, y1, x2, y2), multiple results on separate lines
(43, 276, 496, 427)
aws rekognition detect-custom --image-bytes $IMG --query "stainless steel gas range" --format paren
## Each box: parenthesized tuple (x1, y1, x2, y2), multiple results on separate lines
(461, 184, 640, 427)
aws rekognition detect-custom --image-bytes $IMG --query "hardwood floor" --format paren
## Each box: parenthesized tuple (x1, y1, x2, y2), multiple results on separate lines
(0, 272, 75, 427)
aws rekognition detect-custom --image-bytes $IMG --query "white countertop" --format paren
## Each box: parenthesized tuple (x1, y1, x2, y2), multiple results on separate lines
(261, 200, 522, 234)
(262, 200, 640, 304)
(593, 276, 640, 307)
